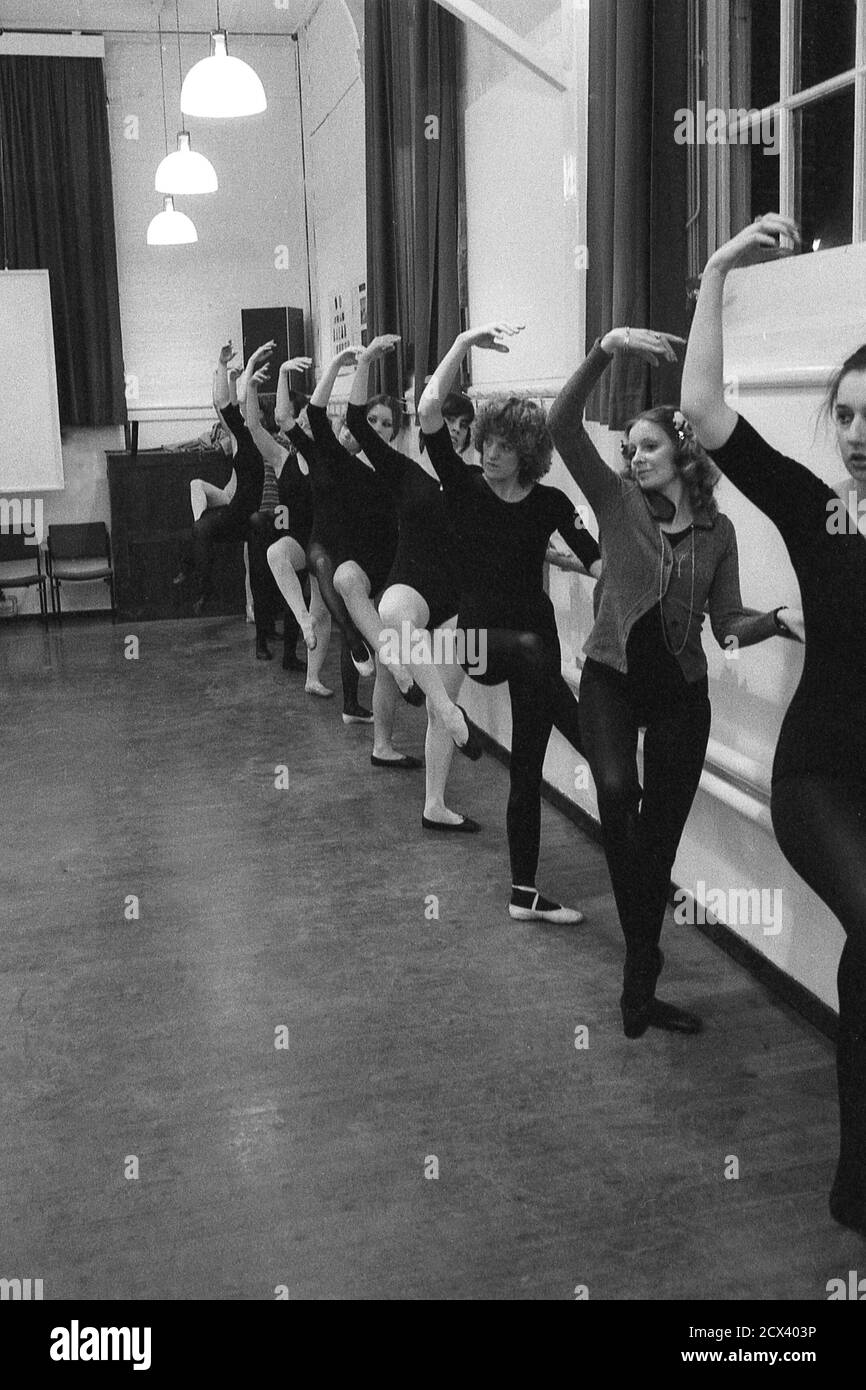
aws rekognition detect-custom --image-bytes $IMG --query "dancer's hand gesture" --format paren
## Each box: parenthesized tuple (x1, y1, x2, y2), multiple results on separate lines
(361, 334, 401, 360)
(601, 327, 684, 364)
(333, 344, 364, 369)
(248, 340, 277, 367)
(219, 341, 237, 365)
(461, 322, 524, 353)
(709, 213, 800, 273)
(281, 356, 313, 374)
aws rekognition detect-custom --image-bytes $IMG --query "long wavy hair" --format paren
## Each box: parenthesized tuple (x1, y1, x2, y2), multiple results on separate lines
(622, 405, 720, 521)
(473, 393, 553, 485)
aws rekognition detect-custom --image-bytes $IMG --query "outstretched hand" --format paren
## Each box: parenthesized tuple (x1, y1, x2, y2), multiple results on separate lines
(248, 340, 277, 366)
(710, 213, 801, 273)
(219, 341, 237, 365)
(282, 356, 313, 374)
(362, 333, 401, 361)
(250, 367, 270, 387)
(601, 327, 684, 365)
(463, 322, 524, 353)
(333, 344, 365, 368)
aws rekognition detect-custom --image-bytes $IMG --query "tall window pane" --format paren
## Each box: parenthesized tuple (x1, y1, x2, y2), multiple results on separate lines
(795, 86, 855, 249)
(794, 0, 857, 92)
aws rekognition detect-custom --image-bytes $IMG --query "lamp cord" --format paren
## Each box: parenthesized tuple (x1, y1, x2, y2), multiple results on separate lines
(157, 13, 169, 158)
(174, 0, 186, 134)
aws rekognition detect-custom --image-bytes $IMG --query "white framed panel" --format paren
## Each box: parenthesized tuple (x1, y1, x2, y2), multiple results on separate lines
(0, 270, 64, 492)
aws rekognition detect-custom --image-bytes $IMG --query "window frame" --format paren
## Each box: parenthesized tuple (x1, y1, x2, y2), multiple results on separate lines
(706, 0, 866, 250)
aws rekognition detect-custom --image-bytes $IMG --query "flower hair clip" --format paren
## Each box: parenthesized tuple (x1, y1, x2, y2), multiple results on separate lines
(672, 409, 693, 445)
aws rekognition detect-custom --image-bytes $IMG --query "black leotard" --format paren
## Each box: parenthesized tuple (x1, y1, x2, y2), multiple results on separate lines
(307, 404, 398, 595)
(711, 414, 866, 784)
(345, 401, 460, 628)
(286, 424, 345, 559)
(275, 449, 314, 552)
(218, 403, 263, 517)
(423, 424, 600, 639)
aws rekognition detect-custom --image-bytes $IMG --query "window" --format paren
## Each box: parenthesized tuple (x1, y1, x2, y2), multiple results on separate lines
(707, 0, 866, 252)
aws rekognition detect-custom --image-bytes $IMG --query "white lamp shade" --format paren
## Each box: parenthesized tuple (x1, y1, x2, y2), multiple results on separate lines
(180, 31, 266, 118)
(147, 196, 198, 245)
(156, 132, 218, 194)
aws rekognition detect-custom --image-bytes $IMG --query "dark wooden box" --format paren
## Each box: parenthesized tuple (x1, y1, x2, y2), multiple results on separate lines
(107, 450, 246, 622)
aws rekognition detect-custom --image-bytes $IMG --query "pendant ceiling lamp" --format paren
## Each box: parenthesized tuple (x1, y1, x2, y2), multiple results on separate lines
(180, 0, 267, 119)
(156, 1, 218, 194)
(147, 194, 198, 245)
(147, 15, 198, 245)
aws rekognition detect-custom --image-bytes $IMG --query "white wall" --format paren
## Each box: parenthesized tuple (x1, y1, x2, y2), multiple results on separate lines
(110, 31, 309, 440)
(5, 31, 309, 616)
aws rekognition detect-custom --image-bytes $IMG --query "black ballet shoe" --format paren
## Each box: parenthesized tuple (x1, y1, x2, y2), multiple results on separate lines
(509, 886, 584, 925)
(402, 680, 426, 707)
(421, 813, 481, 833)
(255, 637, 273, 661)
(829, 1183, 866, 1238)
(455, 704, 484, 761)
(282, 651, 306, 672)
(621, 997, 703, 1039)
(370, 753, 423, 770)
(342, 706, 373, 724)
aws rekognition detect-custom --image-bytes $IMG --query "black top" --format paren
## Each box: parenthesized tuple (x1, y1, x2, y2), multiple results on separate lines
(345, 401, 461, 625)
(422, 423, 601, 638)
(218, 403, 263, 516)
(307, 404, 398, 586)
(275, 450, 314, 551)
(712, 414, 866, 782)
(285, 422, 344, 556)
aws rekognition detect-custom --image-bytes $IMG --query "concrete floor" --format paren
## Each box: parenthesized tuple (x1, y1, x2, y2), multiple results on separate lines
(0, 616, 861, 1300)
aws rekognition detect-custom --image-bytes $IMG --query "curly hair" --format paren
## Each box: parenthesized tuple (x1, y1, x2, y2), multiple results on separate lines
(622, 405, 720, 521)
(473, 393, 553, 485)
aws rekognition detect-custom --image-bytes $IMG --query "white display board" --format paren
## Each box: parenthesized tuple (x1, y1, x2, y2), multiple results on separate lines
(0, 270, 64, 492)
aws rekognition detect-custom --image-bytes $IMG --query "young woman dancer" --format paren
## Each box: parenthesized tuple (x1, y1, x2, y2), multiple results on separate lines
(418, 323, 602, 922)
(681, 212, 866, 1236)
(338, 335, 483, 830)
(548, 326, 801, 1037)
(308, 350, 418, 768)
(239, 364, 337, 699)
(273, 361, 372, 723)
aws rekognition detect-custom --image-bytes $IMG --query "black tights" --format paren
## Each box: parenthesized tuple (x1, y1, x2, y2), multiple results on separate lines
(247, 512, 301, 652)
(466, 628, 583, 885)
(772, 774, 866, 1211)
(305, 540, 361, 710)
(578, 659, 712, 1008)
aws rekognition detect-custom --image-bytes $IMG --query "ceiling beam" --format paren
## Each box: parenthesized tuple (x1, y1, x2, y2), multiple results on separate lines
(431, 0, 567, 92)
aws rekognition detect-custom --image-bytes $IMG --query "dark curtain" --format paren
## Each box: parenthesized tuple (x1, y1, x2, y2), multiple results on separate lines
(585, 0, 690, 427)
(412, 2, 461, 389)
(365, 0, 461, 403)
(0, 56, 127, 427)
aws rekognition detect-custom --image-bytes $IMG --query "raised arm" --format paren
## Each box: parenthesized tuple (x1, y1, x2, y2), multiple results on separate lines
(681, 213, 800, 450)
(548, 328, 681, 515)
(213, 340, 236, 413)
(345, 334, 408, 489)
(246, 370, 290, 471)
(418, 321, 522, 434)
(418, 323, 522, 492)
(237, 340, 277, 420)
(275, 356, 313, 431)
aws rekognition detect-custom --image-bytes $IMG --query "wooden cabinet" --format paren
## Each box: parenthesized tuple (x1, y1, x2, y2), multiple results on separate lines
(107, 450, 246, 621)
